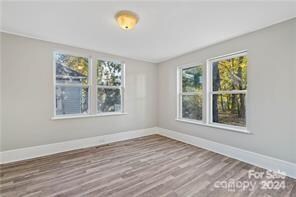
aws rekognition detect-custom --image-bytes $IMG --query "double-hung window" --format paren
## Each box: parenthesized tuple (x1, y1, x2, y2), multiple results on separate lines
(54, 52, 90, 116)
(178, 65, 203, 121)
(97, 60, 124, 113)
(54, 52, 125, 118)
(208, 51, 248, 128)
(177, 51, 248, 132)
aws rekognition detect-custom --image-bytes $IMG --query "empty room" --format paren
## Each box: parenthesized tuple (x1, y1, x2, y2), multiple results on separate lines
(0, 1, 296, 196)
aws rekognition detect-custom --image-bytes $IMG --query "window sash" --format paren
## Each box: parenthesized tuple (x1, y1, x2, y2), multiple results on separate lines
(55, 84, 91, 116)
(96, 59, 123, 87)
(54, 52, 91, 85)
(179, 93, 203, 121)
(96, 61, 124, 114)
(209, 92, 247, 127)
(54, 52, 91, 117)
(208, 51, 248, 129)
(178, 64, 203, 121)
(96, 86, 124, 113)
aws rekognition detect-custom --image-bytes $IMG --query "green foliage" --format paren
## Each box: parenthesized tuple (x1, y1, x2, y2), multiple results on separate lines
(56, 53, 89, 76)
(212, 55, 248, 127)
(181, 65, 203, 120)
(182, 66, 203, 92)
(55, 53, 89, 85)
(97, 88, 121, 112)
(97, 60, 123, 112)
(180, 56, 248, 126)
(97, 60, 122, 86)
(182, 95, 202, 120)
(214, 56, 248, 91)
(214, 94, 246, 127)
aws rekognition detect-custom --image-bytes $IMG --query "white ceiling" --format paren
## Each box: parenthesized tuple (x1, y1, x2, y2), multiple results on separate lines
(1, 1, 296, 63)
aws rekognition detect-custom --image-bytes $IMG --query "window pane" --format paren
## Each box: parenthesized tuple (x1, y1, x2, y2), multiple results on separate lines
(97, 88, 121, 113)
(56, 86, 89, 115)
(212, 55, 247, 91)
(182, 94, 202, 120)
(182, 66, 203, 92)
(212, 94, 246, 127)
(97, 60, 122, 86)
(55, 53, 89, 85)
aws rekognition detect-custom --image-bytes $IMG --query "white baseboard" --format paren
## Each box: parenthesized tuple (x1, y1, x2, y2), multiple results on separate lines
(156, 127, 296, 179)
(0, 127, 158, 164)
(1, 126, 295, 180)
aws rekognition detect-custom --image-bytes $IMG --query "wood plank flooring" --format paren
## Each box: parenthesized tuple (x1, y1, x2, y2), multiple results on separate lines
(0, 135, 295, 197)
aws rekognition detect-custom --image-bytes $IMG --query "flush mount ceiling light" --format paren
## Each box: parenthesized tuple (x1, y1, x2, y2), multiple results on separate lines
(115, 10, 139, 30)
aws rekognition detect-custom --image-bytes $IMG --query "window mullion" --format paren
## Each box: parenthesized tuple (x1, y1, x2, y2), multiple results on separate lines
(179, 93, 182, 119)
(97, 85, 121, 89)
(56, 83, 90, 87)
(181, 92, 202, 96)
(211, 90, 247, 95)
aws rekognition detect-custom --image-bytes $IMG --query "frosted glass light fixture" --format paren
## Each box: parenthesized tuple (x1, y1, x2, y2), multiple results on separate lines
(115, 10, 139, 30)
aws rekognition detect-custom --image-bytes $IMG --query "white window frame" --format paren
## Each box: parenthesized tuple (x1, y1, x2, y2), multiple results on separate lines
(176, 50, 250, 134)
(177, 64, 204, 123)
(207, 50, 248, 131)
(52, 51, 127, 120)
(96, 59, 125, 115)
(53, 51, 92, 118)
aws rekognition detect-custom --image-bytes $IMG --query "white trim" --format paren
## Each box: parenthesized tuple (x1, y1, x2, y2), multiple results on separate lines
(1, 127, 295, 179)
(178, 62, 204, 70)
(176, 118, 251, 134)
(207, 50, 248, 62)
(157, 127, 296, 179)
(51, 112, 128, 120)
(0, 127, 157, 164)
(176, 67, 181, 119)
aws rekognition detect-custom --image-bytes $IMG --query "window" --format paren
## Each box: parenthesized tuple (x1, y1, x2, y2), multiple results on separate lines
(178, 65, 203, 121)
(177, 51, 248, 132)
(53, 52, 125, 118)
(97, 60, 124, 113)
(209, 51, 247, 128)
(54, 52, 90, 116)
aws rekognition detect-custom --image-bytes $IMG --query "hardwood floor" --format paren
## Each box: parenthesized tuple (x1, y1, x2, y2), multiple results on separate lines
(0, 135, 295, 197)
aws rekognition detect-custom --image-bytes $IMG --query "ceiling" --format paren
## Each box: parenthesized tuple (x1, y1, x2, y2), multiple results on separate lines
(1, 1, 296, 63)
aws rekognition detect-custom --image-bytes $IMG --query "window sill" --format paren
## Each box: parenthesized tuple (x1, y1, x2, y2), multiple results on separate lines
(175, 118, 252, 134)
(52, 112, 128, 120)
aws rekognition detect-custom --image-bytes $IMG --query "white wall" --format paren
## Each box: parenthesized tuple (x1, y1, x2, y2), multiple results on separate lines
(0, 1, 3, 151)
(0, 34, 2, 151)
(158, 18, 296, 163)
(1, 33, 158, 151)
